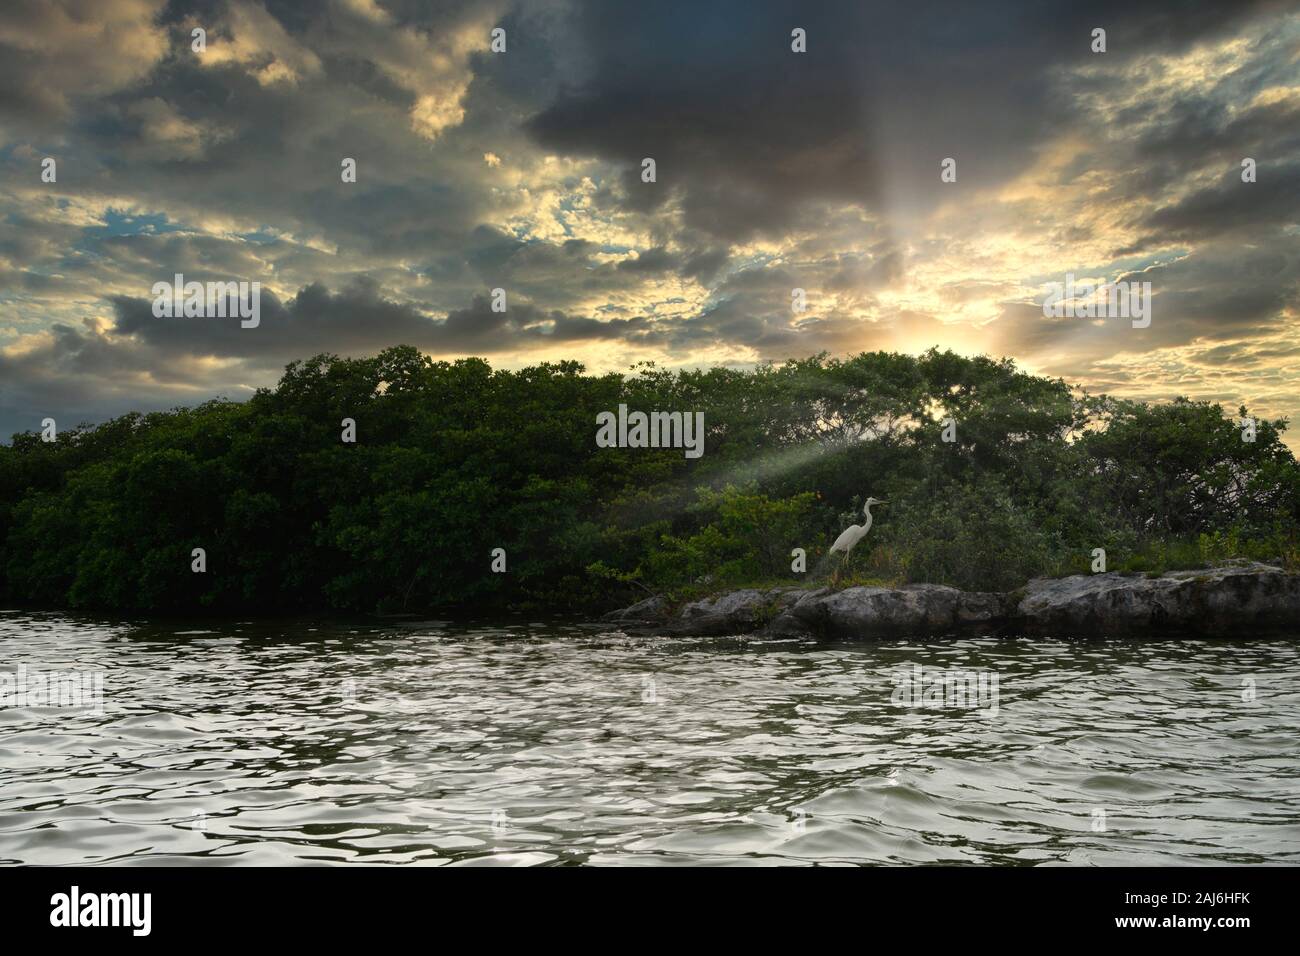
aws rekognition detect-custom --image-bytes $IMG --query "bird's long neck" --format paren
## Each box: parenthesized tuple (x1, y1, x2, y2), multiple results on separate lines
(862, 503, 874, 520)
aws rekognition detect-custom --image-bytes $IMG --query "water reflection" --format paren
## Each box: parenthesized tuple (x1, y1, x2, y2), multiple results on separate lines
(1, 611, 1297, 865)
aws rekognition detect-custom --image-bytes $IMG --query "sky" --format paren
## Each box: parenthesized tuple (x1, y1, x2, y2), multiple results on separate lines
(1, 0, 1298, 444)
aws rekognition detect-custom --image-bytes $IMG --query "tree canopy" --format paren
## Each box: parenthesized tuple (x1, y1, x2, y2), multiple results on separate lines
(3, 346, 1297, 613)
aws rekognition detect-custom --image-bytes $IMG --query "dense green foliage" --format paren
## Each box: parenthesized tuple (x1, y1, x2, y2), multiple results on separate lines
(3, 346, 1298, 614)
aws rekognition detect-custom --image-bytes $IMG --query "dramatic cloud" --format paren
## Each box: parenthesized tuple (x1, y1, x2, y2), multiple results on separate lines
(1, 0, 1298, 443)
(0, 0, 169, 127)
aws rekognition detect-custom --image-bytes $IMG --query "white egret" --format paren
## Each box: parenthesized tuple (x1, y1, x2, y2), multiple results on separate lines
(828, 497, 885, 581)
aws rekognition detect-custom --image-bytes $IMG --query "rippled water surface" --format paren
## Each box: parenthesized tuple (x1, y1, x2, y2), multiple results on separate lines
(2, 611, 1298, 866)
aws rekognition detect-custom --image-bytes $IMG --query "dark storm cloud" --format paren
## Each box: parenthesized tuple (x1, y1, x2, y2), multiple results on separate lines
(615, 246, 676, 274)
(0, 0, 169, 129)
(1120, 162, 1300, 252)
(680, 247, 729, 283)
(440, 293, 648, 347)
(1133, 94, 1300, 166)
(526, 0, 1287, 240)
(111, 278, 432, 359)
(107, 277, 656, 360)
(428, 227, 709, 310)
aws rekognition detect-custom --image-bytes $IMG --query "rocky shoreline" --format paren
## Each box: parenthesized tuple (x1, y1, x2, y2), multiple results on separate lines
(602, 562, 1300, 638)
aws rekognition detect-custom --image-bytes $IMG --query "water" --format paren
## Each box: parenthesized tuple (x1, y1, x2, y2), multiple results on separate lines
(1, 610, 1298, 866)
